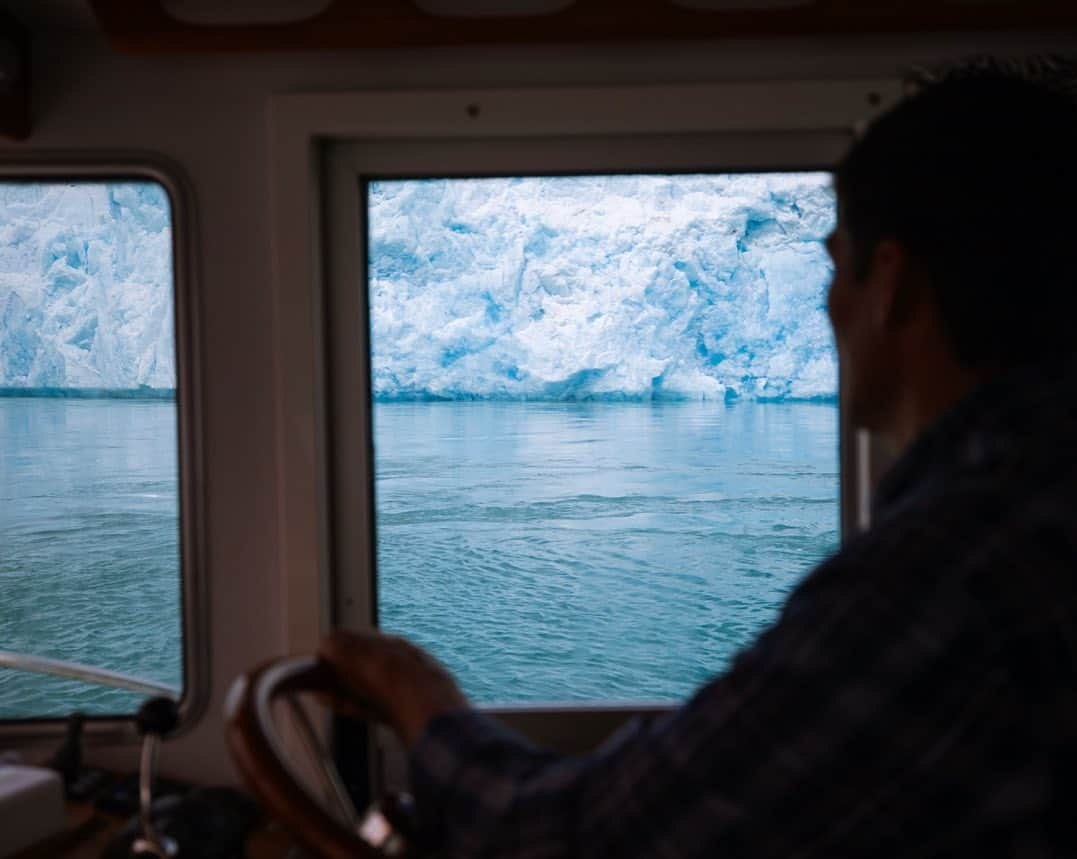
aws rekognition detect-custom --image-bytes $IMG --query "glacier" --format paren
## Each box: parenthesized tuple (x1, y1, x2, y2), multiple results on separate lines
(370, 173, 838, 402)
(0, 182, 175, 390)
(1, 173, 837, 400)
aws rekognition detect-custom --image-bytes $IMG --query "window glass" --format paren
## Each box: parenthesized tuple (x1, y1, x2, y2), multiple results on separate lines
(0, 181, 182, 718)
(368, 173, 838, 704)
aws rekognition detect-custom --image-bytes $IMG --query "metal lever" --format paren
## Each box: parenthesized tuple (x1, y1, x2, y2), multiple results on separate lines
(130, 697, 180, 859)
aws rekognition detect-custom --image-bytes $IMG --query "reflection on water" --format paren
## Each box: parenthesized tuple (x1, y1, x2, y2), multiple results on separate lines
(375, 400, 839, 704)
(0, 398, 181, 719)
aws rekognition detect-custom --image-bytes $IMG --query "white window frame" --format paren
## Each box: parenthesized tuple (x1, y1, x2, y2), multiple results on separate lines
(0, 157, 208, 741)
(268, 82, 899, 785)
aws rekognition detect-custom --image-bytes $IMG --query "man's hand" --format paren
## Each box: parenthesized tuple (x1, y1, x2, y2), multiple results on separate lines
(317, 630, 469, 748)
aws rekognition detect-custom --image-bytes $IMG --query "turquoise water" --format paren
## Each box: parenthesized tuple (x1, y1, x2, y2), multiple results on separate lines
(0, 398, 838, 719)
(375, 400, 839, 705)
(0, 398, 181, 719)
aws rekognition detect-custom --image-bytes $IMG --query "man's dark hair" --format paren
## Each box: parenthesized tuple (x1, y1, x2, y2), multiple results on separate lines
(835, 62, 1077, 368)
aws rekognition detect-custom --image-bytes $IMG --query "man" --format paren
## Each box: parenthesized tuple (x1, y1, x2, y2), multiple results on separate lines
(321, 69, 1077, 856)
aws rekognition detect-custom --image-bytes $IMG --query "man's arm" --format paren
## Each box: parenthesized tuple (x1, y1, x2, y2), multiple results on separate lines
(323, 543, 1007, 858)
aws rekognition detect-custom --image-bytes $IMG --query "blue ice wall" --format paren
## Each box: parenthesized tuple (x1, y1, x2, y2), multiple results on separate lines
(1, 174, 837, 399)
(0, 182, 175, 389)
(370, 173, 837, 402)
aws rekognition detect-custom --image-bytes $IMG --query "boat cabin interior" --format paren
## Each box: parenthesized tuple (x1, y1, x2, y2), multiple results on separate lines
(0, 0, 1075, 855)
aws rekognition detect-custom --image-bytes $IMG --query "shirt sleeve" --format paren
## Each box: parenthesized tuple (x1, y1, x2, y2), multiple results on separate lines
(408, 541, 1006, 859)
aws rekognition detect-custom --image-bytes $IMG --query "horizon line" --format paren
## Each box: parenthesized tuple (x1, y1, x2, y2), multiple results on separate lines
(0, 387, 176, 400)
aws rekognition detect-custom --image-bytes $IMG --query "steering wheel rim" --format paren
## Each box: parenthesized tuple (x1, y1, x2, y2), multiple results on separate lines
(225, 656, 411, 859)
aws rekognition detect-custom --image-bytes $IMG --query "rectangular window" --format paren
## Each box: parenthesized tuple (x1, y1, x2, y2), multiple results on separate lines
(0, 178, 187, 720)
(366, 173, 839, 705)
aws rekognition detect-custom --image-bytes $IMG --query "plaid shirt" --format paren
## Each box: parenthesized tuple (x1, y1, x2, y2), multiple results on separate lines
(409, 358, 1077, 858)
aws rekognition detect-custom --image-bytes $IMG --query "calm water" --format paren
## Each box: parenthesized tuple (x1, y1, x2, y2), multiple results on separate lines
(0, 398, 181, 719)
(375, 400, 840, 704)
(0, 398, 838, 719)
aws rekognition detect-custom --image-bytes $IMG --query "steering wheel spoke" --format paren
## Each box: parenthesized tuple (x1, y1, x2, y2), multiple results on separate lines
(284, 696, 363, 830)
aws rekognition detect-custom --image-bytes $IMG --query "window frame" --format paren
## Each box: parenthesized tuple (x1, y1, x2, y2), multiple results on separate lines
(0, 157, 208, 740)
(326, 139, 861, 783)
(265, 81, 900, 790)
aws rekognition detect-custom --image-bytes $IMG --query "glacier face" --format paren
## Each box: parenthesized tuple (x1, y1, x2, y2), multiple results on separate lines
(1, 174, 837, 398)
(0, 182, 175, 390)
(370, 173, 838, 402)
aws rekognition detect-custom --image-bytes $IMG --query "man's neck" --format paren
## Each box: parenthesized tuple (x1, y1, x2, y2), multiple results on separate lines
(885, 358, 987, 454)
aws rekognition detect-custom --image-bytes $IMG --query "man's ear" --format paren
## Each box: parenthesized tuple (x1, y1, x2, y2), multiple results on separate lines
(866, 239, 919, 332)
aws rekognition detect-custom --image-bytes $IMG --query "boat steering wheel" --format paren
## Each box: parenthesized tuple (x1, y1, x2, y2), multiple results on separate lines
(225, 657, 416, 859)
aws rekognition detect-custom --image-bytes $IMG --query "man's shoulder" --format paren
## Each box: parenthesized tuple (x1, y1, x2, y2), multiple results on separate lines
(867, 419, 1077, 558)
(813, 472, 1077, 644)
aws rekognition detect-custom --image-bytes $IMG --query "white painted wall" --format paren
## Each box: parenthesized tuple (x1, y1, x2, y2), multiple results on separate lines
(2, 22, 1074, 785)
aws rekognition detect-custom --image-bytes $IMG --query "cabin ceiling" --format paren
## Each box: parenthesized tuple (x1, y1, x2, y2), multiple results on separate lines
(0, 0, 1072, 51)
(2, 0, 1066, 53)
(2, 0, 99, 31)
